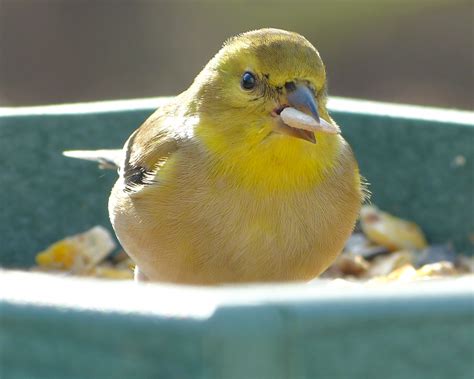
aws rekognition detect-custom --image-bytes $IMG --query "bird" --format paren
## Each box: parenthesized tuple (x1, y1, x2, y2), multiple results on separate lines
(66, 28, 366, 284)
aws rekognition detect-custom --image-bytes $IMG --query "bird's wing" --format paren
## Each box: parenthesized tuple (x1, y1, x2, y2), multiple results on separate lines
(119, 101, 195, 193)
(63, 97, 193, 193)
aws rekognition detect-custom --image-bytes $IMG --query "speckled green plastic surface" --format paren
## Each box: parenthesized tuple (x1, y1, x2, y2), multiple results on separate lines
(0, 97, 472, 267)
(0, 98, 473, 379)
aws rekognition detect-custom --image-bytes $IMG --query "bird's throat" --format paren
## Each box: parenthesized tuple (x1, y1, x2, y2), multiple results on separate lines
(200, 129, 342, 193)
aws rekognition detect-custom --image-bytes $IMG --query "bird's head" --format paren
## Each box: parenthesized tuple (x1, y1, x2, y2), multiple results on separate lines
(191, 28, 340, 149)
(187, 29, 345, 190)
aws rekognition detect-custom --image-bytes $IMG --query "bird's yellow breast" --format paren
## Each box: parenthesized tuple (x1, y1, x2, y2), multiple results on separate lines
(194, 122, 341, 194)
(110, 134, 361, 284)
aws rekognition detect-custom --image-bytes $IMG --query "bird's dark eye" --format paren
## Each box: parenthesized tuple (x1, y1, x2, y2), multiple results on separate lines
(241, 72, 256, 90)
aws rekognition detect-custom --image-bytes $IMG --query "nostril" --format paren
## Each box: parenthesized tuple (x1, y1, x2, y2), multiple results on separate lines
(284, 82, 297, 92)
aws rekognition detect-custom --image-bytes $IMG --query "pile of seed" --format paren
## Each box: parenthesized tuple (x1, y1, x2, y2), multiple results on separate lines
(32, 205, 473, 282)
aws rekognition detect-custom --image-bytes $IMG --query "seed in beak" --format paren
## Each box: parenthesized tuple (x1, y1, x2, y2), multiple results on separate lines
(280, 107, 340, 134)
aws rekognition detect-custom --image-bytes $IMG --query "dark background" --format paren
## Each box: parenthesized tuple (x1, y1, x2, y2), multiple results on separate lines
(0, 0, 472, 109)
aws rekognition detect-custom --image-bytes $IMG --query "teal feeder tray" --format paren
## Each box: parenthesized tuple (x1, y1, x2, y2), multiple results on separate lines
(0, 98, 473, 379)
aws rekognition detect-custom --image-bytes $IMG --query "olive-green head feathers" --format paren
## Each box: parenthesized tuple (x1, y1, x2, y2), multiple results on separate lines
(190, 28, 337, 150)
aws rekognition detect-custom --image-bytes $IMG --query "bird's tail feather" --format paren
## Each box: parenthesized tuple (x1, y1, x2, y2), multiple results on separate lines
(63, 149, 123, 170)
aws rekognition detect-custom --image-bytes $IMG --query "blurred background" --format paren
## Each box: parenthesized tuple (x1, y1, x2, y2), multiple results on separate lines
(0, 0, 472, 109)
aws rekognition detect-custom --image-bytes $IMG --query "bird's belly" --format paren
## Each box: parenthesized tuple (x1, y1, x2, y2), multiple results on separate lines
(110, 169, 360, 284)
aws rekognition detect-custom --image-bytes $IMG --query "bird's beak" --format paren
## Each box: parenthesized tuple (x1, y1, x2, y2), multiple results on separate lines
(273, 83, 340, 143)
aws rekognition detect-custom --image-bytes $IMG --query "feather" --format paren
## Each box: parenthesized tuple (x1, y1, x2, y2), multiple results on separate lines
(63, 149, 123, 170)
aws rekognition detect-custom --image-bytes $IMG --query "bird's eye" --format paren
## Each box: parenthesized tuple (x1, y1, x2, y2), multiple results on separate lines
(241, 72, 256, 90)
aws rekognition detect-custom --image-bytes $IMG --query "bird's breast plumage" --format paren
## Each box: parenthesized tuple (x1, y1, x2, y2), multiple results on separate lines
(110, 136, 362, 284)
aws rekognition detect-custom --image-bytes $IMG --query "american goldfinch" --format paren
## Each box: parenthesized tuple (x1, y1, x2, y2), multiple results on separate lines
(71, 29, 365, 284)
